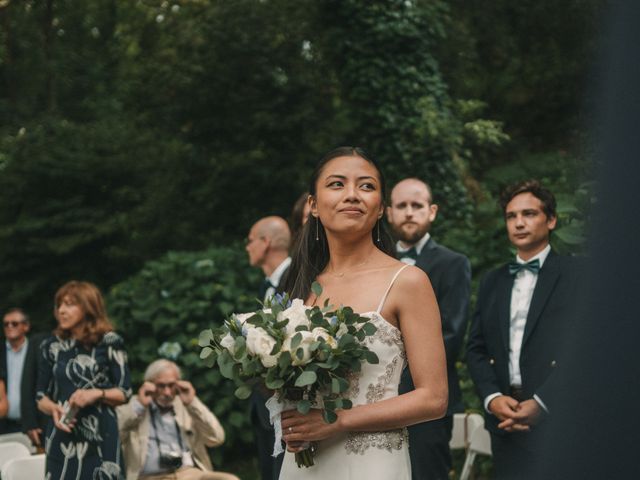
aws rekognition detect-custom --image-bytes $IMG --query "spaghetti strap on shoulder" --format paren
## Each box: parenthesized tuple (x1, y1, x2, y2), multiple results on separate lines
(375, 264, 410, 314)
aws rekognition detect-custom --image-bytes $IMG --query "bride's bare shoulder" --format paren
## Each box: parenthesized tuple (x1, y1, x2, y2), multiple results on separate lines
(392, 264, 431, 289)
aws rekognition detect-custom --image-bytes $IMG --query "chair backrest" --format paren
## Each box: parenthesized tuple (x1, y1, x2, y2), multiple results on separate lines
(468, 424, 492, 456)
(449, 412, 485, 450)
(1, 454, 45, 480)
(0, 442, 31, 469)
(459, 426, 493, 480)
(0, 432, 35, 452)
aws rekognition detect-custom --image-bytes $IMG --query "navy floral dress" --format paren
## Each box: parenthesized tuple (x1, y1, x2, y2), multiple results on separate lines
(37, 332, 132, 480)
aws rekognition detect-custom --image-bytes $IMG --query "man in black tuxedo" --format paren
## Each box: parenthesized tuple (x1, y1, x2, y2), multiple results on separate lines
(387, 178, 471, 480)
(0, 308, 46, 447)
(245, 216, 291, 480)
(466, 180, 581, 479)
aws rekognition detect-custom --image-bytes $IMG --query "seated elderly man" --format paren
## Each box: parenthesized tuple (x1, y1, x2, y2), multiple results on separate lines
(118, 359, 238, 480)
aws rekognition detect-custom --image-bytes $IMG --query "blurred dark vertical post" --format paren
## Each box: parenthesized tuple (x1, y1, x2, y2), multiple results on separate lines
(538, 1, 640, 478)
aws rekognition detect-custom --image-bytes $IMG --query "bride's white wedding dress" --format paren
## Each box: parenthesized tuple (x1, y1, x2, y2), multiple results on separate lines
(279, 265, 411, 480)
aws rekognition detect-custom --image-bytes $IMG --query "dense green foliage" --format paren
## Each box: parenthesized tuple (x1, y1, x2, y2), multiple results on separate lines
(0, 0, 532, 327)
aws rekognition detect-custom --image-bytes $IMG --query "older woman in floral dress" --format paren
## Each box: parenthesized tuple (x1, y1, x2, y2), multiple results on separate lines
(37, 281, 132, 480)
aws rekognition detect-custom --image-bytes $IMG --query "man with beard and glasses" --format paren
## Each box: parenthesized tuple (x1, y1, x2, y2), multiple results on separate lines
(117, 359, 239, 480)
(387, 178, 471, 480)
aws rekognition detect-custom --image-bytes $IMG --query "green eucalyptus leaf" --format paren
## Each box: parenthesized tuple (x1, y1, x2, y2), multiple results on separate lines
(365, 350, 379, 364)
(200, 346, 213, 359)
(338, 333, 355, 349)
(362, 322, 377, 336)
(266, 378, 285, 389)
(297, 399, 311, 414)
(331, 377, 341, 394)
(203, 354, 216, 368)
(278, 351, 292, 369)
(198, 329, 214, 347)
(234, 384, 252, 399)
(322, 409, 338, 424)
(291, 332, 302, 350)
(311, 282, 323, 297)
(294, 370, 317, 387)
(336, 376, 350, 393)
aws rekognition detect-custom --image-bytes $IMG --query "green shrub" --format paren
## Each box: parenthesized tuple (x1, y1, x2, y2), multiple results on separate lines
(107, 245, 262, 467)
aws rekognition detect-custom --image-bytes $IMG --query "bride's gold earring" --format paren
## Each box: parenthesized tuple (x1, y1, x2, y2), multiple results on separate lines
(376, 220, 380, 243)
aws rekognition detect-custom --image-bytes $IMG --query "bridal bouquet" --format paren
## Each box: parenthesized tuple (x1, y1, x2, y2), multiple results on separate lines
(198, 283, 379, 467)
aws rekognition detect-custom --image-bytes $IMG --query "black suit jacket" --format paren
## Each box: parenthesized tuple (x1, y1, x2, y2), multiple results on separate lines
(0, 332, 48, 432)
(398, 238, 471, 415)
(466, 251, 581, 434)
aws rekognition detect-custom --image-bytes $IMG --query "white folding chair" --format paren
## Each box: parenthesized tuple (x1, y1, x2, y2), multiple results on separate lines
(0, 432, 36, 453)
(0, 441, 31, 471)
(1, 453, 45, 480)
(459, 425, 492, 480)
(449, 412, 485, 450)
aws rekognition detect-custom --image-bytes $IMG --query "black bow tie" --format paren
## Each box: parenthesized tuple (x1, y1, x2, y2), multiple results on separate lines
(508, 259, 541, 275)
(399, 247, 418, 261)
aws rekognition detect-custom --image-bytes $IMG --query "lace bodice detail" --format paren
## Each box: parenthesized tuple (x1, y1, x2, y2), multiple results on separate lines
(344, 311, 408, 455)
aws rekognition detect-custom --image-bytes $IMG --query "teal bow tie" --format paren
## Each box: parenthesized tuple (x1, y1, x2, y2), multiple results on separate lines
(399, 247, 418, 261)
(508, 259, 541, 275)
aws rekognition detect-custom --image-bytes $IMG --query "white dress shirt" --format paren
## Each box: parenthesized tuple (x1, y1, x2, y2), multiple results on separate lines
(484, 244, 551, 414)
(396, 233, 431, 265)
(6, 338, 28, 420)
(264, 257, 292, 302)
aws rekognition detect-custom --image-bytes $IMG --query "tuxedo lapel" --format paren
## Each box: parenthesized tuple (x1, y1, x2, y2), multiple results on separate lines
(496, 267, 515, 353)
(414, 238, 436, 271)
(522, 253, 561, 346)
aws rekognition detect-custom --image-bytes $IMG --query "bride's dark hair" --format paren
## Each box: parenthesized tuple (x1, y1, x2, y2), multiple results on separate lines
(283, 146, 395, 300)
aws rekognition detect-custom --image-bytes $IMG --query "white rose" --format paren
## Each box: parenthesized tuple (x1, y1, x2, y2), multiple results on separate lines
(234, 312, 254, 323)
(312, 327, 337, 349)
(220, 333, 236, 355)
(283, 330, 316, 366)
(245, 327, 279, 368)
(231, 312, 258, 337)
(278, 298, 310, 336)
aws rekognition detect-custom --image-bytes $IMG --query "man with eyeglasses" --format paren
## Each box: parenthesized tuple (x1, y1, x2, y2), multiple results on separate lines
(245, 216, 291, 480)
(245, 216, 292, 304)
(0, 308, 45, 447)
(118, 359, 239, 480)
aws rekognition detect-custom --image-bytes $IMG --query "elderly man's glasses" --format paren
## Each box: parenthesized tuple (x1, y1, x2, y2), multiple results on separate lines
(3, 321, 24, 328)
(244, 236, 265, 245)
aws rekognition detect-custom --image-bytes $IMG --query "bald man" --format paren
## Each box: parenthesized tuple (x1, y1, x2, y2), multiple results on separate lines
(246, 216, 292, 303)
(387, 178, 471, 480)
(245, 216, 291, 480)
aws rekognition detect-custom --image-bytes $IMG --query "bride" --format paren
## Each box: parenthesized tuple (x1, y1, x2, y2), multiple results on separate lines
(279, 147, 447, 479)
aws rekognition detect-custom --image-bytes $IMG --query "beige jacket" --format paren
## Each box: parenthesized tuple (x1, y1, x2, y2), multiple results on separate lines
(117, 395, 225, 480)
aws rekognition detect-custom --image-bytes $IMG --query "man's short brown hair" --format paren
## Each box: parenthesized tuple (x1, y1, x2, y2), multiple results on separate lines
(499, 180, 557, 219)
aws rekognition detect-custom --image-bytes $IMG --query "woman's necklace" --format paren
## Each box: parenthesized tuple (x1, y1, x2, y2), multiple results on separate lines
(327, 259, 369, 277)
